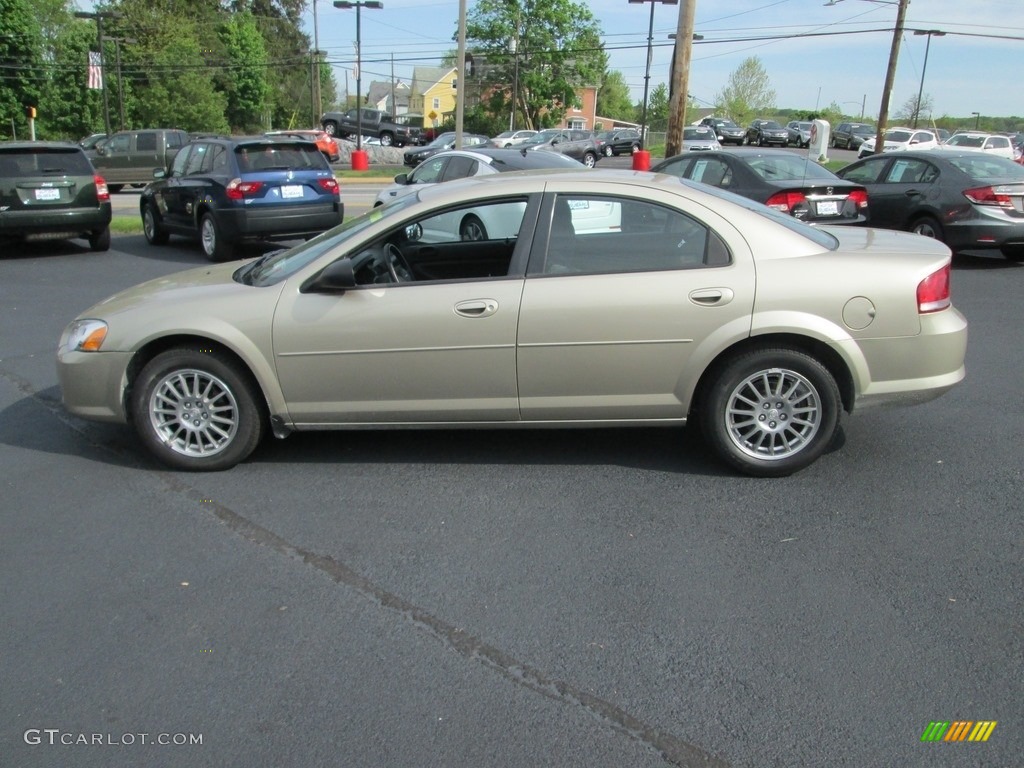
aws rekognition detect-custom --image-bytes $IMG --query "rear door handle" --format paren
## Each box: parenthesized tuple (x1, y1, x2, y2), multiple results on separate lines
(689, 288, 735, 306)
(454, 299, 498, 318)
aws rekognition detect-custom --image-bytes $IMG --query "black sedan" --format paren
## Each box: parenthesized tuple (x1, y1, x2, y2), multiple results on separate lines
(402, 133, 490, 168)
(835, 150, 1024, 260)
(651, 149, 868, 225)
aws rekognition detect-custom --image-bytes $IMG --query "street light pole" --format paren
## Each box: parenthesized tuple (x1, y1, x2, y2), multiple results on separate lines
(629, 0, 677, 148)
(333, 1, 383, 151)
(911, 29, 944, 128)
(74, 10, 121, 136)
(971, 111, 980, 130)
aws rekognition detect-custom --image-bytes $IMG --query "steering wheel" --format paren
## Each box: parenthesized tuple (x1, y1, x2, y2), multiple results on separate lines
(383, 243, 414, 283)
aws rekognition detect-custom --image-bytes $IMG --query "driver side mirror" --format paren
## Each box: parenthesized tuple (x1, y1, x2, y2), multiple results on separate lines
(394, 173, 408, 185)
(304, 258, 356, 292)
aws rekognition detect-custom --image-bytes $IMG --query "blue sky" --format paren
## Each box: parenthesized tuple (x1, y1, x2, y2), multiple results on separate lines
(309, 0, 1023, 121)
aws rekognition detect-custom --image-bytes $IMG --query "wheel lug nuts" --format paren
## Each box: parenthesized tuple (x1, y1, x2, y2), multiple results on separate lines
(759, 414, 766, 421)
(769, 421, 776, 428)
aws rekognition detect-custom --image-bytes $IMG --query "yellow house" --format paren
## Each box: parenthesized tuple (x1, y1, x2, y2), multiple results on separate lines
(409, 66, 457, 129)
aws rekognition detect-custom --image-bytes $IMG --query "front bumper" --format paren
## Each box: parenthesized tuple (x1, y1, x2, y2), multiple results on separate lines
(57, 348, 132, 423)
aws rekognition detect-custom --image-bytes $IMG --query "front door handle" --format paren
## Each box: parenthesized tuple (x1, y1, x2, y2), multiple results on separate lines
(689, 288, 735, 306)
(454, 299, 498, 318)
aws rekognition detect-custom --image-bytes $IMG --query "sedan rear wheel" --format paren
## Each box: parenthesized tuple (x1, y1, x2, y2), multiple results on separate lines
(701, 347, 841, 477)
(131, 348, 264, 471)
(911, 215, 944, 242)
(459, 214, 488, 241)
(582, 152, 597, 168)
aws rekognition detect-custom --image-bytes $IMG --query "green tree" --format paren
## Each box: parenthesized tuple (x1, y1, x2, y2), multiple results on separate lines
(644, 82, 669, 131)
(132, 34, 229, 132)
(465, 0, 607, 130)
(597, 70, 634, 122)
(714, 56, 775, 128)
(0, 0, 44, 139)
(40, 21, 106, 139)
(220, 9, 269, 131)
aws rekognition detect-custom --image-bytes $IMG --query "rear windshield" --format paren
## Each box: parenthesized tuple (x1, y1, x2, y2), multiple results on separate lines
(747, 155, 837, 181)
(885, 130, 913, 143)
(234, 143, 325, 172)
(0, 147, 94, 177)
(947, 155, 1024, 181)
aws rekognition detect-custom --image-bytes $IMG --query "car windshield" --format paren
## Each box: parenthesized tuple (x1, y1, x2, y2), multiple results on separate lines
(238, 195, 420, 287)
(0, 147, 94, 176)
(947, 155, 1024, 180)
(885, 130, 913, 143)
(746, 155, 837, 181)
(523, 130, 562, 145)
(684, 128, 715, 140)
(494, 131, 514, 139)
(947, 135, 986, 148)
(852, 126, 876, 135)
(425, 133, 455, 148)
(486, 151, 582, 171)
(717, 121, 740, 130)
(761, 122, 783, 130)
(795, 122, 811, 130)
(235, 143, 324, 171)
(668, 176, 839, 250)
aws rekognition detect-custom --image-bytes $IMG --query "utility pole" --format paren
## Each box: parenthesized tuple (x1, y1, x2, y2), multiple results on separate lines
(665, 0, 697, 158)
(455, 0, 466, 147)
(873, 0, 908, 155)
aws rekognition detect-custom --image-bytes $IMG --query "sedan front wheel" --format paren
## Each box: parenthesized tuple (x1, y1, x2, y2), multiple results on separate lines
(701, 347, 841, 477)
(131, 348, 264, 471)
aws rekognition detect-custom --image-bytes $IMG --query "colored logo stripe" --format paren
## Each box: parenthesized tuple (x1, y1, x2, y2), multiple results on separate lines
(921, 721, 996, 742)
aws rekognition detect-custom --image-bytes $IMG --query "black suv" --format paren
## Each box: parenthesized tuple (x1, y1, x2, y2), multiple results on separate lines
(140, 135, 343, 261)
(0, 141, 111, 251)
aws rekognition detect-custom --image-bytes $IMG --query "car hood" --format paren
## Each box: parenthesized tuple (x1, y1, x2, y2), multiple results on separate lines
(77, 261, 286, 351)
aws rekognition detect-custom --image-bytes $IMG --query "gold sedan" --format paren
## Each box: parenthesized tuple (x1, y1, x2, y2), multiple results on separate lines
(57, 170, 967, 476)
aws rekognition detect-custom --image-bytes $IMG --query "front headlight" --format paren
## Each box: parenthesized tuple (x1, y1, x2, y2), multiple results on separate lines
(64, 319, 108, 353)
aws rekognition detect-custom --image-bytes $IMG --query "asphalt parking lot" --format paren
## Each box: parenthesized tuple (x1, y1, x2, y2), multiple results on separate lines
(2, 220, 1021, 765)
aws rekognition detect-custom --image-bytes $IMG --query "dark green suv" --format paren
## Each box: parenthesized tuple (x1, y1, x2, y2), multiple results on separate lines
(0, 142, 112, 251)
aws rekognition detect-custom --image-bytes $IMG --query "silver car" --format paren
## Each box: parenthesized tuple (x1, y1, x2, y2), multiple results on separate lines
(682, 126, 722, 152)
(57, 170, 967, 477)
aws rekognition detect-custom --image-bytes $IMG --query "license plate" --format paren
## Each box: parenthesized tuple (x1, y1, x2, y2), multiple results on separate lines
(35, 188, 61, 201)
(816, 201, 839, 216)
(280, 185, 303, 199)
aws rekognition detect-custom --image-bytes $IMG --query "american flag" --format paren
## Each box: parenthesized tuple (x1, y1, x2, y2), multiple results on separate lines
(87, 51, 103, 90)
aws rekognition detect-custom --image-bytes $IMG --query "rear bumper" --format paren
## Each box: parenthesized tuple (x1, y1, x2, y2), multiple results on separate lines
(944, 211, 1024, 252)
(0, 204, 112, 239)
(216, 202, 344, 241)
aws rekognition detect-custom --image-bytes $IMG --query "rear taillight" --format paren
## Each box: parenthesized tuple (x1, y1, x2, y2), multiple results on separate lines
(847, 189, 868, 209)
(765, 191, 808, 216)
(318, 177, 340, 194)
(225, 178, 263, 200)
(917, 264, 951, 313)
(94, 175, 109, 202)
(963, 186, 1012, 208)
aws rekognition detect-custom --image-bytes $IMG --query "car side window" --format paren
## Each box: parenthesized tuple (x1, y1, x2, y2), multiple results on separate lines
(654, 158, 694, 178)
(136, 132, 157, 152)
(537, 194, 727, 276)
(184, 143, 208, 175)
(838, 158, 887, 184)
(207, 145, 228, 173)
(441, 156, 477, 182)
(689, 158, 732, 187)
(166, 132, 183, 149)
(169, 146, 191, 177)
(410, 157, 447, 184)
(884, 158, 934, 184)
(106, 134, 130, 153)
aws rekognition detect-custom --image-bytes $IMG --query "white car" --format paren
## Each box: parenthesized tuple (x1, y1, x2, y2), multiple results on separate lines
(490, 129, 537, 147)
(374, 148, 583, 207)
(858, 128, 938, 158)
(937, 132, 1016, 161)
(682, 126, 722, 152)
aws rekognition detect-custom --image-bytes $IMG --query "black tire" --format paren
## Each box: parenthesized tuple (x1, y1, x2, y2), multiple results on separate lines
(131, 347, 264, 471)
(380, 132, 393, 147)
(581, 152, 597, 168)
(88, 225, 110, 252)
(459, 214, 487, 241)
(603, 145, 614, 157)
(323, 121, 337, 136)
(1001, 245, 1024, 262)
(758, 135, 766, 147)
(200, 212, 234, 262)
(700, 347, 841, 477)
(910, 215, 944, 242)
(142, 203, 169, 245)
(108, 184, 124, 194)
